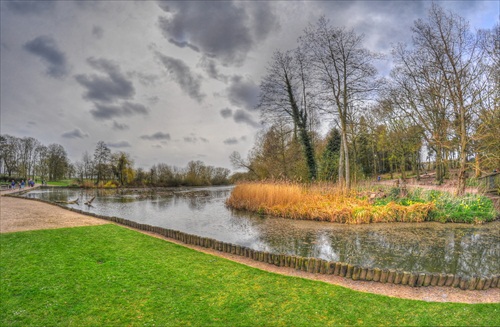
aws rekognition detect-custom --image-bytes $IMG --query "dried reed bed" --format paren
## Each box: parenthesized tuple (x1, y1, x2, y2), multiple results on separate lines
(226, 182, 435, 224)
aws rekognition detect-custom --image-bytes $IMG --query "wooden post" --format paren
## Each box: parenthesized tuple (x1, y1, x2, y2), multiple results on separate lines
(380, 269, 389, 283)
(328, 262, 336, 275)
(340, 263, 348, 277)
(360, 268, 367, 281)
(468, 277, 478, 290)
(423, 274, 432, 287)
(445, 274, 454, 287)
(352, 266, 361, 281)
(307, 259, 315, 273)
(387, 270, 396, 284)
(452, 276, 461, 288)
(346, 264, 354, 278)
(296, 257, 303, 270)
(373, 268, 381, 282)
(334, 262, 342, 276)
(437, 274, 447, 287)
(319, 260, 326, 274)
(476, 278, 486, 290)
(416, 273, 425, 287)
(407, 273, 417, 287)
(401, 272, 410, 285)
(459, 278, 469, 290)
(430, 274, 439, 286)
(483, 277, 492, 290)
(366, 268, 374, 281)
(290, 256, 296, 269)
(491, 275, 499, 288)
(394, 271, 403, 285)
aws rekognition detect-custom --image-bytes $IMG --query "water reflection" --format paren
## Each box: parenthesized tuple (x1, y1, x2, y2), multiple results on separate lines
(24, 186, 499, 278)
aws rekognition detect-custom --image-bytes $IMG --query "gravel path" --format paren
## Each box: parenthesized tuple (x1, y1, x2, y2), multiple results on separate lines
(1, 192, 498, 304)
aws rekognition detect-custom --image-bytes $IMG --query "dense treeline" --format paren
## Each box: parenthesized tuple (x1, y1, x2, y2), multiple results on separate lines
(232, 4, 499, 195)
(0, 137, 230, 187)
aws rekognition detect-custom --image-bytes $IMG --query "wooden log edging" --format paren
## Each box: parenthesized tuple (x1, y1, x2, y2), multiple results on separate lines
(8, 194, 500, 291)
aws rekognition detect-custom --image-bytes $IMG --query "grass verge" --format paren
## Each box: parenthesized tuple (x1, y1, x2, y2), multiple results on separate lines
(1, 224, 499, 326)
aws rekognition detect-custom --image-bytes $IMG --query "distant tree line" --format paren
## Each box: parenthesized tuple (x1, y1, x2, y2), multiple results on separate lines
(0, 137, 230, 187)
(232, 4, 499, 196)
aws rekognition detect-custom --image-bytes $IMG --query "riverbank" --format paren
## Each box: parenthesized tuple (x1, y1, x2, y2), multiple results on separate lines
(1, 194, 498, 304)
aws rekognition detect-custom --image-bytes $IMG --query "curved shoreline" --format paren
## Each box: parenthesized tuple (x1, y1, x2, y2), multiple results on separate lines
(1, 194, 498, 304)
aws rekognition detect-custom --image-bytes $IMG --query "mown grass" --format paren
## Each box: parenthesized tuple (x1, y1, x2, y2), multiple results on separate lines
(226, 182, 498, 224)
(1, 224, 499, 326)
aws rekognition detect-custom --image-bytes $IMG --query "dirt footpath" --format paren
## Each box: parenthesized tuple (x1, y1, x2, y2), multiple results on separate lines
(1, 194, 498, 304)
(0, 195, 108, 233)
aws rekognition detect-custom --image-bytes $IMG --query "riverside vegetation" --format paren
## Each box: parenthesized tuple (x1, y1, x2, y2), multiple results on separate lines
(226, 182, 499, 224)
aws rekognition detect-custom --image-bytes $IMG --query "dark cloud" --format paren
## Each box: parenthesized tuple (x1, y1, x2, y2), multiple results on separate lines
(106, 141, 131, 148)
(233, 109, 261, 128)
(223, 137, 239, 145)
(183, 134, 209, 143)
(90, 102, 149, 120)
(140, 132, 171, 140)
(23, 36, 68, 78)
(75, 57, 135, 103)
(157, 1, 279, 66)
(61, 128, 89, 139)
(227, 75, 260, 111)
(92, 25, 104, 39)
(112, 121, 129, 131)
(199, 57, 229, 82)
(220, 108, 233, 118)
(168, 38, 200, 52)
(156, 53, 205, 102)
(127, 71, 160, 87)
(6, 0, 55, 15)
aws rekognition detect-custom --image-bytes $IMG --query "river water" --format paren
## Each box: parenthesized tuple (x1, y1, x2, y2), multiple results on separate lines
(23, 186, 499, 278)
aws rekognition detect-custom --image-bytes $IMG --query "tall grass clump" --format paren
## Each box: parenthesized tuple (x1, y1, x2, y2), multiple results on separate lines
(226, 182, 435, 224)
(227, 182, 498, 224)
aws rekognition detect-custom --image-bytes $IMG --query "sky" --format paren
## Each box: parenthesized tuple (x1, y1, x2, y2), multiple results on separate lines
(1, 1, 498, 172)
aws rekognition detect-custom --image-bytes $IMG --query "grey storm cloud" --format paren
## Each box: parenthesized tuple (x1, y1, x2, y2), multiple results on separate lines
(227, 75, 260, 111)
(199, 58, 229, 82)
(106, 141, 131, 148)
(223, 137, 239, 145)
(6, 0, 55, 15)
(112, 121, 129, 131)
(90, 102, 149, 120)
(61, 128, 89, 139)
(156, 53, 205, 103)
(233, 109, 261, 128)
(220, 108, 233, 118)
(75, 57, 135, 103)
(23, 35, 68, 78)
(157, 1, 279, 66)
(168, 39, 200, 52)
(183, 135, 209, 143)
(140, 132, 171, 140)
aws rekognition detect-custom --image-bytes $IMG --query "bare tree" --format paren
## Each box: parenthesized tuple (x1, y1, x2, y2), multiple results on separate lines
(259, 49, 317, 180)
(301, 17, 380, 189)
(391, 4, 490, 195)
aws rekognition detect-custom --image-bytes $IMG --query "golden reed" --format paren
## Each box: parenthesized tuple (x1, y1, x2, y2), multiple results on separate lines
(226, 182, 434, 224)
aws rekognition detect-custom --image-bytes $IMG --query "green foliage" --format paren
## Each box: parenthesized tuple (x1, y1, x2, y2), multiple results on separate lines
(374, 187, 498, 223)
(2, 225, 499, 326)
(318, 128, 341, 181)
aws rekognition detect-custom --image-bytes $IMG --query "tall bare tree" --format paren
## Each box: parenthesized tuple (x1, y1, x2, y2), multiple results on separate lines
(259, 49, 317, 180)
(301, 17, 379, 189)
(392, 4, 490, 195)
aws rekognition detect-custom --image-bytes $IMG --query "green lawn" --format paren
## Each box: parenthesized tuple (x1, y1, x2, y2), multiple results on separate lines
(1, 224, 498, 326)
